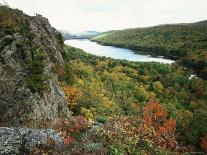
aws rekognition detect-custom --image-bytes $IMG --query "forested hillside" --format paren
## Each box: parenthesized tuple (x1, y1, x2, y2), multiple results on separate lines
(92, 21, 207, 79)
(1, 4, 207, 155)
(53, 45, 207, 154)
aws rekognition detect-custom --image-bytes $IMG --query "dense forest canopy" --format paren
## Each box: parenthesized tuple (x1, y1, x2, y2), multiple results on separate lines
(1, 4, 207, 154)
(92, 21, 207, 80)
(52, 45, 207, 154)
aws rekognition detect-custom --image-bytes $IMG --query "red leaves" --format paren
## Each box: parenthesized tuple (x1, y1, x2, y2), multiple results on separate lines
(53, 64, 66, 79)
(163, 119, 176, 133)
(143, 115, 152, 126)
(54, 116, 88, 146)
(143, 100, 167, 127)
(158, 127, 166, 135)
(200, 135, 207, 152)
(64, 136, 75, 145)
(142, 101, 178, 151)
(143, 101, 176, 132)
(100, 101, 179, 152)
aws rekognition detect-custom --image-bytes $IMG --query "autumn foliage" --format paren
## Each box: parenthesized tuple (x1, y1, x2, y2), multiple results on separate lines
(142, 100, 178, 151)
(53, 64, 66, 80)
(61, 83, 83, 109)
(99, 101, 179, 153)
(54, 116, 89, 145)
(200, 135, 207, 153)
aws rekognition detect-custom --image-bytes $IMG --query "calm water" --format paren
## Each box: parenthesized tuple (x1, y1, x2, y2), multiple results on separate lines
(65, 39, 175, 64)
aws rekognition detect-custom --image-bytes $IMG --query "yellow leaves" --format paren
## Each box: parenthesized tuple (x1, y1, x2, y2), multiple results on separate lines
(153, 81, 164, 93)
(78, 79, 84, 86)
(88, 78, 103, 95)
(61, 83, 83, 109)
(72, 60, 94, 79)
(136, 85, 156, 101)
(100, 96, 115, 109)
(95, 60, 109, 71)
(112, 66, 138, 76)
(109, 72, 131, 81)
(80, 107, 94, 121)
(96, 95, 118, 117)
(140, 75, 150, 81)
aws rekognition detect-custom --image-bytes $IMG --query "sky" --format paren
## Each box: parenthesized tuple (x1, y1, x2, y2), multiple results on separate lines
(3, 0, 207, 32)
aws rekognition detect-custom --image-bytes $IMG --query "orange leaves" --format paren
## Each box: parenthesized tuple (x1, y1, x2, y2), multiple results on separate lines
(163, 119, 176, 133)
(144, 115, 152, 126)
(142, 101, 178, 151)
(61, 83, 83, 109)
(63, 86, 83, 103)
(143, 100, 167, 127)
(158, 127, 167, 135)
(99, 101, 179, 152)
(156, 109, 167, 118)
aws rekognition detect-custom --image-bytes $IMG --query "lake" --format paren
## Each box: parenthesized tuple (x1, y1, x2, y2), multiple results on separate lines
(65, 39, 175, 64)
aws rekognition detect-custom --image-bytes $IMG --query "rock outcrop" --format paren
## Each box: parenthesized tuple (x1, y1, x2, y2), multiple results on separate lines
(0, 7, 70, 127)
(0, 127, 64, 154)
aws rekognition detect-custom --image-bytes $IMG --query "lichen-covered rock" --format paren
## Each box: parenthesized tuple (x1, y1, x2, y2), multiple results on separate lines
(0, 7, 70, 127)
(29, 15, 65, 65)
(0, 127, 64, 154)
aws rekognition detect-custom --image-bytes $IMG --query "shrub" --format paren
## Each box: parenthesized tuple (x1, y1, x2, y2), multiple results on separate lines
(61, 83, 83, 109)
(98, 101, 179, 154)
(54, 116, 90, 145)
(53, 63, 76, 85)
(27, 49, 48, 92)
(80, 107, 94, 121)
(65, 63, 76, 85)
(84, 143, 102, 152)
(108, 145, 125, 155)
(52, 64, 66, 81)
(57, 32, 64, 48)
(0, 5, 30, 35)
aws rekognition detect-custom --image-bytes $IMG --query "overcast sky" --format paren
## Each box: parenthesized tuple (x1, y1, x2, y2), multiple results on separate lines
(4, 0, 207, 32)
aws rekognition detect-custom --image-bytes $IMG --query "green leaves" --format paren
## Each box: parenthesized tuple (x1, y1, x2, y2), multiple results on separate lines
(27, 49, 48, 92)
(152, 81, 164, 93)
(63, 44, 207, 153)
(187, 110, 207, 146)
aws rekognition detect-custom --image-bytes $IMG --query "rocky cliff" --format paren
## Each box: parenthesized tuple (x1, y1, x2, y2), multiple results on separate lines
(0, 6, 70, 127)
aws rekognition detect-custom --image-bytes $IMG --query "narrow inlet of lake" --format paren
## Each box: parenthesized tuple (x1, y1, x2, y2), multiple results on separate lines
(65, 39, 175, 64)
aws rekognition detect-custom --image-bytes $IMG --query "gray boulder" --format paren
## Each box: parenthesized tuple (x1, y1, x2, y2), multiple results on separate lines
(0, 127, 64, 155)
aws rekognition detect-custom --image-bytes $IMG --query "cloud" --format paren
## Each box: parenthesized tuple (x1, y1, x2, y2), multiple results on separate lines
(7, 0, 207, 32)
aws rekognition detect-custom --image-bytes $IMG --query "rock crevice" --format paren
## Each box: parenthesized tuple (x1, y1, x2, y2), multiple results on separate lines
(0, 11, 70, 127)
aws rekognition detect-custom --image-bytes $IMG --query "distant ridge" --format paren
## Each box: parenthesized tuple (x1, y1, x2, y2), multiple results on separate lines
(92, 19, 207, 80)
(61, 30, 101, 40)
